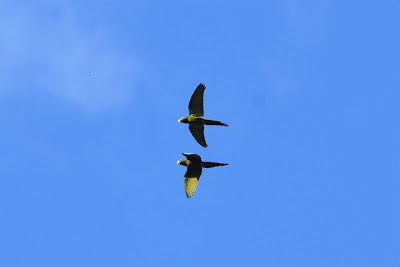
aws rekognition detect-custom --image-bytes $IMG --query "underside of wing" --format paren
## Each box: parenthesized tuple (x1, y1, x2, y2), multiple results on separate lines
(188, 83, 205, 116)
(184, 165, 202, 198)
(184, 177, 199, 198)
(189, 124, 207, 148)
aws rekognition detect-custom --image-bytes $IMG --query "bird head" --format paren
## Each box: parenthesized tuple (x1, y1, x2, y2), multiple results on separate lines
(177, 159, 188, 166)
(178, 117, 189, 123)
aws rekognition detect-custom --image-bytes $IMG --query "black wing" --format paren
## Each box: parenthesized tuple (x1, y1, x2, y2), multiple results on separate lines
(189, 124, 208, 148)
(182, 153, 202, 162)
(188, 83, 205, 117)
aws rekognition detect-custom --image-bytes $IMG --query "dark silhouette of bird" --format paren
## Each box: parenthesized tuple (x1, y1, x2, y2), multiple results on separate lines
(178, 83, 228, 147)
(177, 153, 228, 198)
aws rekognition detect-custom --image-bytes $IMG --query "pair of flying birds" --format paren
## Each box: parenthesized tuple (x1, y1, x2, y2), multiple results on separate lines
(177, 83, 228, 198)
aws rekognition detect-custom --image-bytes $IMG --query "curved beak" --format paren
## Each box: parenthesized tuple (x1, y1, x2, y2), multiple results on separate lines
(178, 118, 182, 123)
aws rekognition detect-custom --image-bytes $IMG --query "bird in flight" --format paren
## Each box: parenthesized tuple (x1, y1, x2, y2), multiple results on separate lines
(177, 153, 228, 198)
(178, 83, 228, 147)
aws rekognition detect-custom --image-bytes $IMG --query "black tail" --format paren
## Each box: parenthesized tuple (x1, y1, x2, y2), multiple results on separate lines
(203, 119, 228, 126)
(202, 162, 229, 168)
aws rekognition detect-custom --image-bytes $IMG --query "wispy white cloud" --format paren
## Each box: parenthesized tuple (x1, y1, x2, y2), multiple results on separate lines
(0, 1, 138, 110)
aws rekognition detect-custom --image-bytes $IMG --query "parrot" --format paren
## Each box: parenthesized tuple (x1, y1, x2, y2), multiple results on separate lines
(177, 153, 228, 198)
(178, 83, 228, 147)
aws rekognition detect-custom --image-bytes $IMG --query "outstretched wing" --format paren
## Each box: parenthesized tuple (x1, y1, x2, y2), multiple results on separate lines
(184, 164, 202, 198)
(189, 124, 208, 148)
(182, 153, 202, 162)
(188, 83, 205, 117)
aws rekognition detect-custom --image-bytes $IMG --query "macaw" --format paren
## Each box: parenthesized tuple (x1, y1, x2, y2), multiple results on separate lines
(178, 83, 228, 147)
(177, 153, 228, 198)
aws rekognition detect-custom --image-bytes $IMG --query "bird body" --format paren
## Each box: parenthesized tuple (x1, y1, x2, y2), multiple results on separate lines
(177, 153, 228, 198)
(179, 114, 203, 124)
(179, 115, 228, 126)
(178, 83, 228, 147)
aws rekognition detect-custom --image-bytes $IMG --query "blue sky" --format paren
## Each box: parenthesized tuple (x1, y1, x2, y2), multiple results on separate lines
(0, 0, 399, 266)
